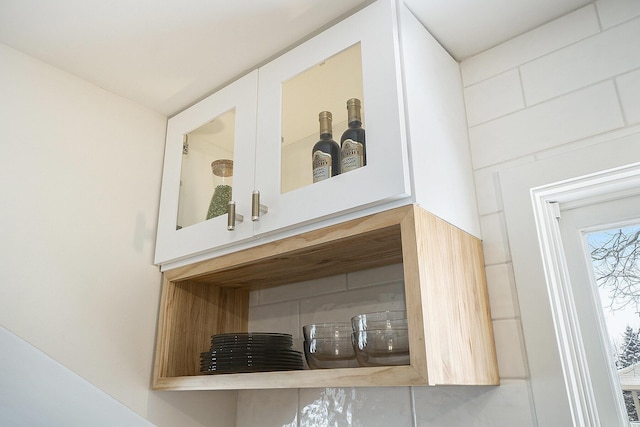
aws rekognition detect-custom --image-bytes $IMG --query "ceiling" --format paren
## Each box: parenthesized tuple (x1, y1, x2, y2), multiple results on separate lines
(0, 0, 592, 117)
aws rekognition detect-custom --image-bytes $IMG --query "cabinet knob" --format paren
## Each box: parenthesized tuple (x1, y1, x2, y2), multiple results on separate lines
(251, 190, 268, 221)
(227, 201, 244, 231)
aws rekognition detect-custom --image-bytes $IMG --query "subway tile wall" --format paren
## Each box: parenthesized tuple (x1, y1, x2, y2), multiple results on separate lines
(236, 1, 640, 425)
(463, 1, 640, 426)
(248, 265, 407, 368)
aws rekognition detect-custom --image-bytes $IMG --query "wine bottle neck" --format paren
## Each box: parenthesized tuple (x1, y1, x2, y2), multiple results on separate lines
(318, 111, 333, 137)
(346, 98, 362, 127)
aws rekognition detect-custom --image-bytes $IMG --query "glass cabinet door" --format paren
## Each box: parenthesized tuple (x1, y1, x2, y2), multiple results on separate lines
(254, 0, 410, 236)
(280, 43, 364, 194)
(155, 71, 258, 265)
(178, 109, 235, 229)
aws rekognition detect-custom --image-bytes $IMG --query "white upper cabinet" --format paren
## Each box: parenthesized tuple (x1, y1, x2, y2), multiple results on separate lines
(155, 71, 259, 265)
(253, 0, 410, 236)
(154, 0, 479, 267)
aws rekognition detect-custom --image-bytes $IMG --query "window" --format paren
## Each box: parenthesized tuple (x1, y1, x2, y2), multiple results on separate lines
(588, 225, 640, 423)
(500, 148, 640, 426)
(560, 197, 640, 426)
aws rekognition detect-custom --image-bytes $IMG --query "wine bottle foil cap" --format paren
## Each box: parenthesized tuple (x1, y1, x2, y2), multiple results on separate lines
(318, 111, 332, 121)
(211, 159, 233, 177)
(347, 98, 361, 108)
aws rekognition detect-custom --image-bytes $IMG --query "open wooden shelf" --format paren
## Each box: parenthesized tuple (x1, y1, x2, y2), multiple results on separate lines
(152, 204, 499, 390)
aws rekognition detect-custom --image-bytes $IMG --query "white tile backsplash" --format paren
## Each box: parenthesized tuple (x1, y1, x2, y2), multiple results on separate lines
(473, 156, 535, 216)
(247, 265, 405, 346)
(248, 290, 259, 307)
(469, 81, 624, 168)
(236, 389, 299, 427)
(479, 212, 511, 265)
(299, 387, 413, 427)
(532, 122, 640, 161)
(485, 263, 519, 319)
(347, 263, 404, 289)
(412, 380, 534, 427)
(492, 319, 528, 378)
(256, 274, 347, 305)
(596, 0, 640, 29)
(461, 5, 600, 86)
(617, 68, 640, 125)
(473, 167, 502, 216)
(464, 69, 525, 126)
(299, 281, 406, 328)
(521, 17, 640, 105)
(248, 300, 300, 338)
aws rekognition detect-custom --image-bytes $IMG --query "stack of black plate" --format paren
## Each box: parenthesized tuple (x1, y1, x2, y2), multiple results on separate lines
(200, 332, 304, 374)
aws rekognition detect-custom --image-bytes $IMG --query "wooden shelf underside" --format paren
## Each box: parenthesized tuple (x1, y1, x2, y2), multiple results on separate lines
(164, 208, 410, 290)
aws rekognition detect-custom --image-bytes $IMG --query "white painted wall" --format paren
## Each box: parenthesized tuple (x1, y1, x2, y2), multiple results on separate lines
(0, 43, 237, 426)
(0, 325, 156, 426)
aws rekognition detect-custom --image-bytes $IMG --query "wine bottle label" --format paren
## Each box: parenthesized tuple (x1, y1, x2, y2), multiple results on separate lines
(341, 139, 364, 173)
(312, 150, 333, 182)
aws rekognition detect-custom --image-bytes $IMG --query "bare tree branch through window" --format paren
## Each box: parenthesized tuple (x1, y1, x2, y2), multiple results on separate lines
(590, 227, 640, 314)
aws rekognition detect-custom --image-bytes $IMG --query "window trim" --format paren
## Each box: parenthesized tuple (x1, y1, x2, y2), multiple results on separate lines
(497, 127, 640, 426)
(530, 162, 640, 426)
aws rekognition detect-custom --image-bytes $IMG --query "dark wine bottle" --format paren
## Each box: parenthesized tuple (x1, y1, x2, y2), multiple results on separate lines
(312, 111, 340, 183)
(340, 98, 366, 173)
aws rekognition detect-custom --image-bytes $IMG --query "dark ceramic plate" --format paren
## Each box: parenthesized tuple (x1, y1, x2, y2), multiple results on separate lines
(200, 361, 304, 374)
(210, 332, 292, 346)
(200, 350, 303, 362)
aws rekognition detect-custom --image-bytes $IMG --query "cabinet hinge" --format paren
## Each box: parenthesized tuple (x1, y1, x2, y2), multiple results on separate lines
(182, 135, 189, 155)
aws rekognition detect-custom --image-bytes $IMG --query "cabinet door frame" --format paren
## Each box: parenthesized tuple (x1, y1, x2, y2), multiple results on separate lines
(155, 71, 259, 265)
(253, 0, 411, 237)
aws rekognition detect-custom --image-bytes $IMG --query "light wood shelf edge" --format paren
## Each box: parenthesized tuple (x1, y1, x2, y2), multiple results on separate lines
(153, 365, 427, 391)
(407, 205, 499, 385)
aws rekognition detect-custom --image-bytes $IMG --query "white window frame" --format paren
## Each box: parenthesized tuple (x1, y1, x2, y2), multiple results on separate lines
(498, 129, 640, 426)
(530, 162, 640, 426)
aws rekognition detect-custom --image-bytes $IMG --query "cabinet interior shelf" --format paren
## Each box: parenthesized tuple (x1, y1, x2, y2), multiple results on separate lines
(152, 204, 499, 390)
